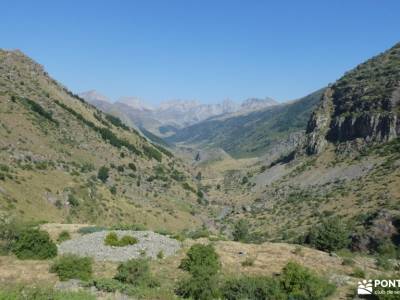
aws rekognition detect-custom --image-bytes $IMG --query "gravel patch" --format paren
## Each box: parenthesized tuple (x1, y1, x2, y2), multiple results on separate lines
(58, 231, 181, 262)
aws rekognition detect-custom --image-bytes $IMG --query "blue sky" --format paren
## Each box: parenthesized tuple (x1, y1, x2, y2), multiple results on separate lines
(2, 1, 399, 104)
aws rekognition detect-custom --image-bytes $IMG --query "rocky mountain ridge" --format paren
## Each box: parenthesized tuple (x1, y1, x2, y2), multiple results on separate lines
(80, 91, 278, 136)
(305, 42, 400, 154)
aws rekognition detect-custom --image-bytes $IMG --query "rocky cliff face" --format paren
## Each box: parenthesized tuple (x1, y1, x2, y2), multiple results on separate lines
(305, 88, 333, 154)
(327, 111, 399, 143)
(305, 43, 400, 154)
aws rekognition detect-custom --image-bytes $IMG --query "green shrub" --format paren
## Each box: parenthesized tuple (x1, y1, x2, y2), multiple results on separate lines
(233, 219, 250, 242)
(307, 217, 350, 252)
(104, 232, 138, 247)
(12, 229, 57, 259)
(77, 226, 107, 234)
(182, 182, 196, 193)
(177, 244, 221, 299)
(114, 259, 158, 287)
(351, 267, 366, 278)
(0, 218, 25, 255)
(187, 228, 210, 239)
(22, 98, 59, 125)
(342, 257, 355, 266)
(0, 164, 10, 172)
(157, 250, 164, 259)
(221, 276, 285, 300)
(280, 261, 335, 300)
(97, 166, 109, 183)
(68, 194, 79, 207)
(87, 278, 132, 293)
(50, 255, 93, 281)
(57, 231, 71, 243)
(176, 275, 221, 300)
(105, 114, 129, 130)
(376, 256, 391, 270)
(377, 239, 398, 258)
(110, 185, 117, 195)
(110, 224, 147, 231)
(180, 244, 220, 277)
(80, 162, 95, 173)
(104, 232, 119, 246)
(143, 145, 162, 162)
(128, 163, 137, 171)
(119, 235, 138, 246)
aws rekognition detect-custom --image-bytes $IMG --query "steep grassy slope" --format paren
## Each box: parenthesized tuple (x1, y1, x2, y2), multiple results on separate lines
(0, 50, 203, 230)
(167, 89, 325, 158)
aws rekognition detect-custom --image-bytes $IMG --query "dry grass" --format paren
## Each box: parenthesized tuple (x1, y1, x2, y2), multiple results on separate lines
(0, 256, 57, 285)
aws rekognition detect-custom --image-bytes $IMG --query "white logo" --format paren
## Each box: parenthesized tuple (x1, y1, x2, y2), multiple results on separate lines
(358, 279, 373, 295)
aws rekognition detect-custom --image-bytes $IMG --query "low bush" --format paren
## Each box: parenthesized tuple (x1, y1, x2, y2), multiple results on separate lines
(177, 244, 221, 299)
(351, 267, 366, 278)
(307, 217, 350, 252)
(0, 218, 25, 255)
(179, 244, 220, 277)
(88, 278, 133, 293)
(233, 219, 250, 242)
(119, 235, 138, 246)
(97, 166, 109, 183)
(157, 250, 164, 259)
(376, 256, 391, 270)
(143, 145, 162, 162)
(280, 261, 335, 299)
(182, 182, 196, 193)
(77, 226, 107, 235)
(176, 275, 221, 300)
(50, 254, 93, 281)
(376, 239, 398, 258)
(22, 98, 59, 125)
(187, 228, 210, 239)
(342, 257, 355, 266)
(104, 232, 138, 247)
(104, 232, 118, 245)
(221, 276, 285, 300)
(57, 231, 71, 243)
(110, 223, 147, 231)
(114, 259, 158, 287)
(12, 229, 57, 259)
(68, 194, 79, 207)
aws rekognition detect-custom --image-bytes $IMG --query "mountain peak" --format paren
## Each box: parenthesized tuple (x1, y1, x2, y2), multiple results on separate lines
(240, 97, 278, 111)
(117, 96, 153, 111)
(159, 99, 200, 111)
(79, 90, 111, 103)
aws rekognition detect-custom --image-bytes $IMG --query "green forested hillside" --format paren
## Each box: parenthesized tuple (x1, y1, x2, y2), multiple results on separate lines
(167, 89, 325, 158)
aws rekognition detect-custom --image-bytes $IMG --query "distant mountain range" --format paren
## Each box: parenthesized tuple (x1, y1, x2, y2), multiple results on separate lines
(166, 89, 324, 158)
(79, 91, 278, 137)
